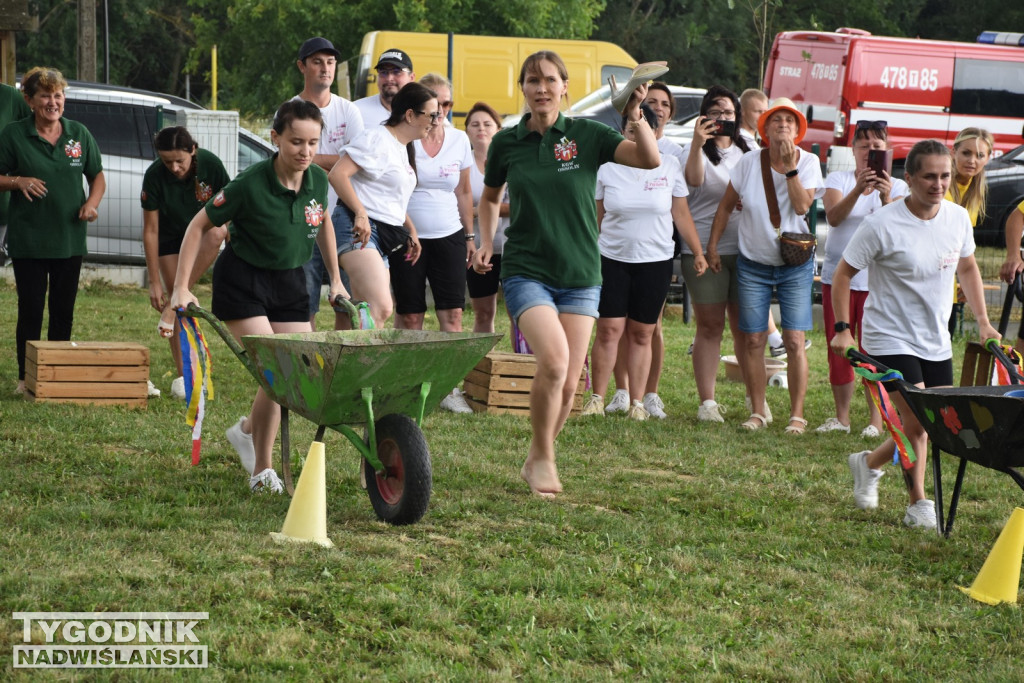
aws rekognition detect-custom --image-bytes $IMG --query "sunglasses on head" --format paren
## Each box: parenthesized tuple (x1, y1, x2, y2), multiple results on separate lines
(856, 120, 888, 131)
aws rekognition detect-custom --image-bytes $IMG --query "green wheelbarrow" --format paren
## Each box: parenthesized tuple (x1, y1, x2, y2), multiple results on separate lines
(184, 302, 500, 525)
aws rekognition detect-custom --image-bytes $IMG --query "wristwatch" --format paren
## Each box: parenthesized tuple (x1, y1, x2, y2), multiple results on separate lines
(785, 169, 799, 178)
(834, 321, 851, 333)
(465, 233, 475, 241)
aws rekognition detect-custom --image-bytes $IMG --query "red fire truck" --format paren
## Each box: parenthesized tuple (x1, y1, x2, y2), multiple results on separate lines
(764, 28, 1024, 165)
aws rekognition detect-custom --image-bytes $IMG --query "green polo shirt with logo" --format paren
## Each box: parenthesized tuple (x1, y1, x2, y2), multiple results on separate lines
(0, 116, 103, 259)
(204, 155, 328, 270)
(484, 113, 623, 288)
(0, 84, 31, 226)
(141, 147, 230, 246)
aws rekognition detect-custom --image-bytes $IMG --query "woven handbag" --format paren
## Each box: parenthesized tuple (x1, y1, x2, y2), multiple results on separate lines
(760, 149, 815, 266)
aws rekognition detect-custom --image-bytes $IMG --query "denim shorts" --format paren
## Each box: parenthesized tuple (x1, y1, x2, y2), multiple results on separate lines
(736, 254, 814, 333)
(502, 275, 601, 323)
(302, 206, 353, 314)
(333, 204, 392, 263)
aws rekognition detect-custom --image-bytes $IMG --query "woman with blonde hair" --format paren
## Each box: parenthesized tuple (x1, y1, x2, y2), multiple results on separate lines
(946, 127, 993, 336)
(471, 51, 659, 497)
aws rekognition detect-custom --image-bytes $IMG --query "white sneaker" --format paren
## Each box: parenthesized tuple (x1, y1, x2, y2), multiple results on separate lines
(626, 400, 649, 421)
(697, 399, 726, 423)
(147, 380, 161, 397)
(816, 417, 851, 434)
(861, 425, 881, 438)
(249, 468, 284, 494)
(171, 376, 186, 400)
(745, 395, 773, 423)
(848, 450, 884, 510)
(226, 417, 256, 476)
(439, 387, 473, 414)
(581, 393, 605, 416)
(903, 499, 937, 530)
(605, 389, 630, 414)
(643, 392, 667, 419)
(769, 339, 812, 358)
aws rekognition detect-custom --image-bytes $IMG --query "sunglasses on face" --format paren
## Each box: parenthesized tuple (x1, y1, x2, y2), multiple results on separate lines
(417, 110, 441, 122)
(856, 120, 888, 131)
(439, 101, 454, 109)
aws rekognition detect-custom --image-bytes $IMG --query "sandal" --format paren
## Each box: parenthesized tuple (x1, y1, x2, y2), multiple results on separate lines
(741, 413, 768, 431)
(785, 416, 808, 435)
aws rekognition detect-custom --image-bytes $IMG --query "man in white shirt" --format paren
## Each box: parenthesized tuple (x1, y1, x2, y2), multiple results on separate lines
(739, 88, 768, 147)
(353, 48, 416, 126)
(295, 36, 364, 327)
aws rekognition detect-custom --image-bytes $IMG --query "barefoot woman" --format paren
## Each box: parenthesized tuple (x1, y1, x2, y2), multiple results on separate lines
(471, 52, 659, 497)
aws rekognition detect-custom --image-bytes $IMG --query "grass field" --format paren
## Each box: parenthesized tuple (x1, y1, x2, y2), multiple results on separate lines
(1, 278, 1022, 680)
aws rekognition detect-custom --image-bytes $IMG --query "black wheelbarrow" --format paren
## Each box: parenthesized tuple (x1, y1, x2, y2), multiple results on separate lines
(847, 343, 1024, 536)
(184, 302, 500, 525)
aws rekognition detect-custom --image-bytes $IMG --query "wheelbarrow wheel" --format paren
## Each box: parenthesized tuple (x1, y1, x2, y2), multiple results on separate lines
(365, 413, 432, 525)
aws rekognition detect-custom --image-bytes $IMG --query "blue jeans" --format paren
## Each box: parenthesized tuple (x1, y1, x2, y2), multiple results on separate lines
(736, 254, 814, 333)
(502, 275, 601, 323)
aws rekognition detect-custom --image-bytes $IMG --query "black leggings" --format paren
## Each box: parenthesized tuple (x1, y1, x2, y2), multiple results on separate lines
(12, 256, 83, 380)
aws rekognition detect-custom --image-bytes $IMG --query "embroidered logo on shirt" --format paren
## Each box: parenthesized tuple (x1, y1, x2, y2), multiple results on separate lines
(327, 124, 347, 146)
(195, 180, 213, 203)
(554, 137, 577, 162)
(64, 140, 82, 159)
(212, 190, 226, 207)
(438, 162, 461, 179)
(305, 199, 324, 227)
(939, 249, 959, 270)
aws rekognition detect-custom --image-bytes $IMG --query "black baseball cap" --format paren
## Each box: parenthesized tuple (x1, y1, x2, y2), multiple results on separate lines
(298, 37, 340, 61)
(374, 48, 413, 71)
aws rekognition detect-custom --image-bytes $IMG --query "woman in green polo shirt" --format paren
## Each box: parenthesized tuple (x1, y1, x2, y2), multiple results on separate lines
(470, 51, 660, 498)
(141, 126, 230, 399)
(0, 67, 105, 395)
(171, 100, 348, 494)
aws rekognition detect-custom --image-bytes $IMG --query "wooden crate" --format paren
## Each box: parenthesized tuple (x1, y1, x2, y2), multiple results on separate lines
(463, 351, 585, 416)
(25, 341, 150, 407)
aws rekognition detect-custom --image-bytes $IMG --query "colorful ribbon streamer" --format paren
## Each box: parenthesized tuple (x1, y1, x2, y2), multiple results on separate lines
(178, 311, 214, 465)
(993, 344, 1024, 386)
(852, 363, 916, 470)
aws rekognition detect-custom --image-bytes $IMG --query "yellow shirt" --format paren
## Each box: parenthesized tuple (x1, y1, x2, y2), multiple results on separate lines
(945, 179, 979, 227)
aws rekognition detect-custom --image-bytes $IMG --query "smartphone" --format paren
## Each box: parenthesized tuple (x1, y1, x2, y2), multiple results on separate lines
(866, 149, 893, 177)
(713, 120, 736, 137)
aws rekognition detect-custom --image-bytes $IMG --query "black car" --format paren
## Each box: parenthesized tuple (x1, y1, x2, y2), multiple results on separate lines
(976, 145, 1024, 247)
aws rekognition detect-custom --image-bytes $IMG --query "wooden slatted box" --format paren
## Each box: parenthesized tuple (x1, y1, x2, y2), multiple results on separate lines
(463, 351, 585, 416)
(25, 341, 150, 407)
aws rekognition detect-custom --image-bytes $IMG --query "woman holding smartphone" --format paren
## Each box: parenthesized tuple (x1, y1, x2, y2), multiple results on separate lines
(816, 121, 907, 437)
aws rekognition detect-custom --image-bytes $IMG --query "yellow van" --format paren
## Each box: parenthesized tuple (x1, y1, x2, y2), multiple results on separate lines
(355, 31, 637, 127)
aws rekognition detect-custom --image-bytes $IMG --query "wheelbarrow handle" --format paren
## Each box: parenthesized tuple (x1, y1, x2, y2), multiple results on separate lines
(844, 346, 891, 374)
(984, 337, 1024, 385)
(181, 303, 252, 372)
(330, 294, 360, 319)
(330, 295, 375, 330)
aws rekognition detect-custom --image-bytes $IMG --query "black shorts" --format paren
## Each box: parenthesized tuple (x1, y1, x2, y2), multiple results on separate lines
(158, 233, 185, 257)
(467, 254, 502, 298)
(211, 243, 308, 322)
(597, 256, 673, 324)
(389, 229, 466, 314)
(875, 354, 953, 389)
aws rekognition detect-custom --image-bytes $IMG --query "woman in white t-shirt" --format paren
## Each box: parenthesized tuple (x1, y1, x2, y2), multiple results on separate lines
(583, 105, 706, 419)
(706, 98, 824, 433)
(680, 86, 753, 423)
(817, 121, 908, 437)
(832, 139, 999, 530)
(464, 102, 510, 333)
(328, 82, 435, 326)
(397, 74, 475, 412)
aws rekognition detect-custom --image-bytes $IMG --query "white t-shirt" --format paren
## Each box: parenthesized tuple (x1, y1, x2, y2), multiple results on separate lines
(821, 170, 909, 289)
(407, 126, 474, 239)
(293, 94, 364, 210)
(470, 161, 508, 254)
(595, 154, 687, 263)
(353, 96, 391, 128)
(658, 136, 685, 167)
(729, 147, 824, 265)
(680, 141, 746, 255)
(843, 199, 974, 360)
(740, 127, 759, 147)
(341, 126, 416, 226)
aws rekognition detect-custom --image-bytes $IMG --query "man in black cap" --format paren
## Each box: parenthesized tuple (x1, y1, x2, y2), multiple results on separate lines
(295, 36, 363, 327)
(353, 48, 415, 127)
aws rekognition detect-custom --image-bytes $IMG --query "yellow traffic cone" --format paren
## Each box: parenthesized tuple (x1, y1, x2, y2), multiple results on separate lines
(958, 507, 1024, 605)
(270, 441, 333, 548)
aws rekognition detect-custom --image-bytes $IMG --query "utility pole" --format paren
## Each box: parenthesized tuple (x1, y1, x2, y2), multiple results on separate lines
(78, 0, 97, 82)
